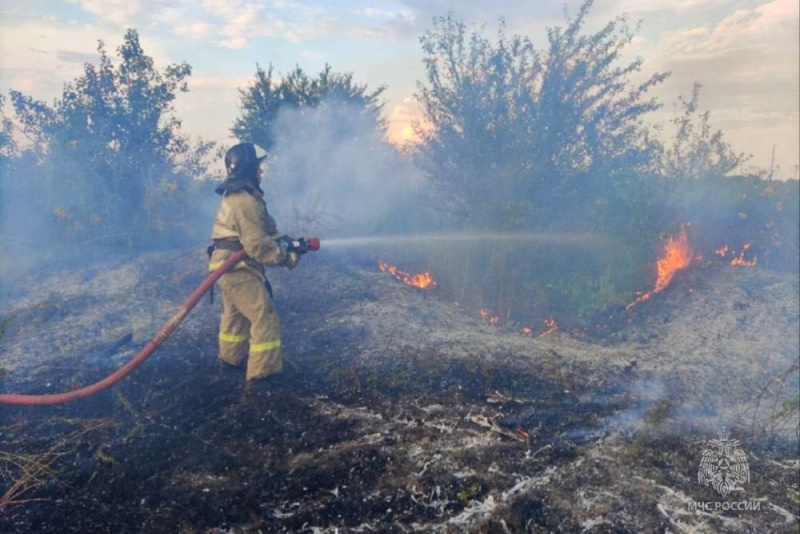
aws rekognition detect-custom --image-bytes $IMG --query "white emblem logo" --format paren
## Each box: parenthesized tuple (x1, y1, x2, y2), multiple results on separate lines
(698, 428, 750, 497)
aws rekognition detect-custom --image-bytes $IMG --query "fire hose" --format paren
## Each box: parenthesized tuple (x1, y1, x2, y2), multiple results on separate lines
(0, 238, 320, 406)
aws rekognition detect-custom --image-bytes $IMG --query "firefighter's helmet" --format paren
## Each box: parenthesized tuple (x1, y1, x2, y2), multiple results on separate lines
(224, 142, 267, 180)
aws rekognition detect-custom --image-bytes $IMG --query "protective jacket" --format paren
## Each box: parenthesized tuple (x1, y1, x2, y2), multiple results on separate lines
(209, 178, 289, 380)
(209, 179, 288, 273)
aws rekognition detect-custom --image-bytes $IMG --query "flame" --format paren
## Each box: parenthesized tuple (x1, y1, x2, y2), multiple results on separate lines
(478, 309, 500, 325)
(628, 225, 696, 310)
(521, 326, 533, 336)
(730, 243, 757, 266)
(653, 226, 694, 293)
(537, 317, 558, 337)
(717, 243, 757, 267)
(378, 261, 437, 290)
(478, 309, 556, 338)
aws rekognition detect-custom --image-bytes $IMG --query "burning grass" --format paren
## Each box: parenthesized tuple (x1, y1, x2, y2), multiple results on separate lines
(378, 260, 437, 290)
(0, 247, 798, 532)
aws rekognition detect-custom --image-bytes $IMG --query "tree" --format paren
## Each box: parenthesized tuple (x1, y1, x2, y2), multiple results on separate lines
(660, 82, 748, 180)
(8, 29, 204, 252)
(414, 14, 543, 228)
(231, 64, 406, 237)
(414, 0, 668, 230)
(232, 63, 386, 150)
(0, 95, 15, 160)
(411, 0, 675, 328)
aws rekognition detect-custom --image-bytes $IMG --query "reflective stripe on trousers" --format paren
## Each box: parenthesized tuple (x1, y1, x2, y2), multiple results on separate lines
(216, 268, 282, 380)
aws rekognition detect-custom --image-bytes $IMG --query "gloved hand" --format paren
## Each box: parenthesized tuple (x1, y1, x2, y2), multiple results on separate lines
(275, 235, 301, 269)
(283, 250, 300, 270)
(275, 235, 309, 255)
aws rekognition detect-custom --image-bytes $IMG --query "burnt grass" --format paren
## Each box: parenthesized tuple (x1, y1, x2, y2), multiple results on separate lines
(1, 251, 798, 532)
(0, 337, 628, 533)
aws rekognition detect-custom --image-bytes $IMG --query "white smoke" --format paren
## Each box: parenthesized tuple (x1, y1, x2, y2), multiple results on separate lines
(264, 99, 428, 238)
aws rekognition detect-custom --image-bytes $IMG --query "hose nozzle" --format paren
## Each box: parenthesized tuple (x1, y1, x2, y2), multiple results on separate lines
(306, 237, 321, 251)
(278, 236, 321, 255)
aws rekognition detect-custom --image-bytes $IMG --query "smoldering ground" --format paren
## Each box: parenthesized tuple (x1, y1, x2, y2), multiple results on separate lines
(0, 244, 797, 532)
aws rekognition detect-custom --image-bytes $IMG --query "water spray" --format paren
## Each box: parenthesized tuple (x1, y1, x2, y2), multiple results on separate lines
(320, 231, 602, 249)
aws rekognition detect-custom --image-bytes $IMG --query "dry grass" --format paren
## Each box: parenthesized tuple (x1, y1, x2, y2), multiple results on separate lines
(0, 418, 117, 508)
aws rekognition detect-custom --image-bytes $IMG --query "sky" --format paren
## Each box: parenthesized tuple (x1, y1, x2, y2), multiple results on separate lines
(0, 0, 798, 178)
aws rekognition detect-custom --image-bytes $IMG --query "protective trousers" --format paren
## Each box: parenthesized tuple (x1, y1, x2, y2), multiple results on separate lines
(216, 268, 282, 380)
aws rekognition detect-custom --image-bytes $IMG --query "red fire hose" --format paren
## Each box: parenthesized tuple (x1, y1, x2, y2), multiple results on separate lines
(0, 250, 248, 406)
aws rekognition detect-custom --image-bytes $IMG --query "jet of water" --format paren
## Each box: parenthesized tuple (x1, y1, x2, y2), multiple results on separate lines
(321, 231, 604, 249)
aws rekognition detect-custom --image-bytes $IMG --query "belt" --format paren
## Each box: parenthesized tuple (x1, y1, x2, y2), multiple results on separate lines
(208, 239, 262, 273)
(212, 239, 244, 251)
(206, 240, 273, 301)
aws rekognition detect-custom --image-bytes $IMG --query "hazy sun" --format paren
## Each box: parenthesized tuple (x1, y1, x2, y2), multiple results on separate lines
(385, 100, 428, 148)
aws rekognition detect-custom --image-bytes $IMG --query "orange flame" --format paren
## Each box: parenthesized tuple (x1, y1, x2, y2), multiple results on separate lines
(522, 326, 533, 336)
(478, 309, 500, 325)
(714, 242, 758, 266)
(537, 317, 558, 337)
(378, 261, 437, 290)
(730, 243, 757, 266)
(719, 243, 758, 267)
(627, 225, 695, 310)
(653, 226, 694, 293)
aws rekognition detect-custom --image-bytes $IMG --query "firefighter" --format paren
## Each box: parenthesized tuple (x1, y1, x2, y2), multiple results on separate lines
(208, 142, 300, 383)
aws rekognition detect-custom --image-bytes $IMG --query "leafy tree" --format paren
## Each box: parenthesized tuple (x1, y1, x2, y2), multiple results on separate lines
(649, 84, 796, 274)
(0, 95, 15, 160)
(232, 64, 408, 237)
(232, 63, 386, 150)
(414, 14, 542, 229)
(414, 0, 668, 230)
(412, 0, 677, 327)
(660, 82, 748, 180)
(0, 95, 14, 265)
(8, 29, 203, 252)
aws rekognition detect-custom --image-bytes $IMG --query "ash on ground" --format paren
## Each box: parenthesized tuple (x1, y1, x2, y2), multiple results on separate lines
(0, 248, 798, 533)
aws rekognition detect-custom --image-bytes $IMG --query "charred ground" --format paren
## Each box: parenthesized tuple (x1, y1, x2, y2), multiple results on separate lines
(0, 248, 798, 533)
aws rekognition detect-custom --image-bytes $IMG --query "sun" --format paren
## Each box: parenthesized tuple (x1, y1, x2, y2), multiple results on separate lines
(385, 100, 428, 148)
(386, 118, 421, 148)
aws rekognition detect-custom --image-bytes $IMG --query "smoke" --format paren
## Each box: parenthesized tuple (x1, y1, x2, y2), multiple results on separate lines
(0, 163, 63, 279)
(579, 371, 795, 447)
(0, 97, 431, 286)
(668, 176, 799, 273)
(264, 99, 429, 239)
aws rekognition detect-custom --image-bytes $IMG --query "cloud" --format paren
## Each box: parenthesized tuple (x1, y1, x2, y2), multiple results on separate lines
(56, 50, 101, 64)
(642, 0, 799, 173)
(67, 0, 151, 27)
(650, 0, 799, 103)
(0, 21, 117, 98)
(0, 18, 193, 97)
(397, 0, 563, 24)
(194, 0, 311, 46)
(618, 0, 730, 15)
(171, 74, 253, 143)
(63, 0, 302, 46)
(655, 0, 799, 62)
(172, 21, 216, 40)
